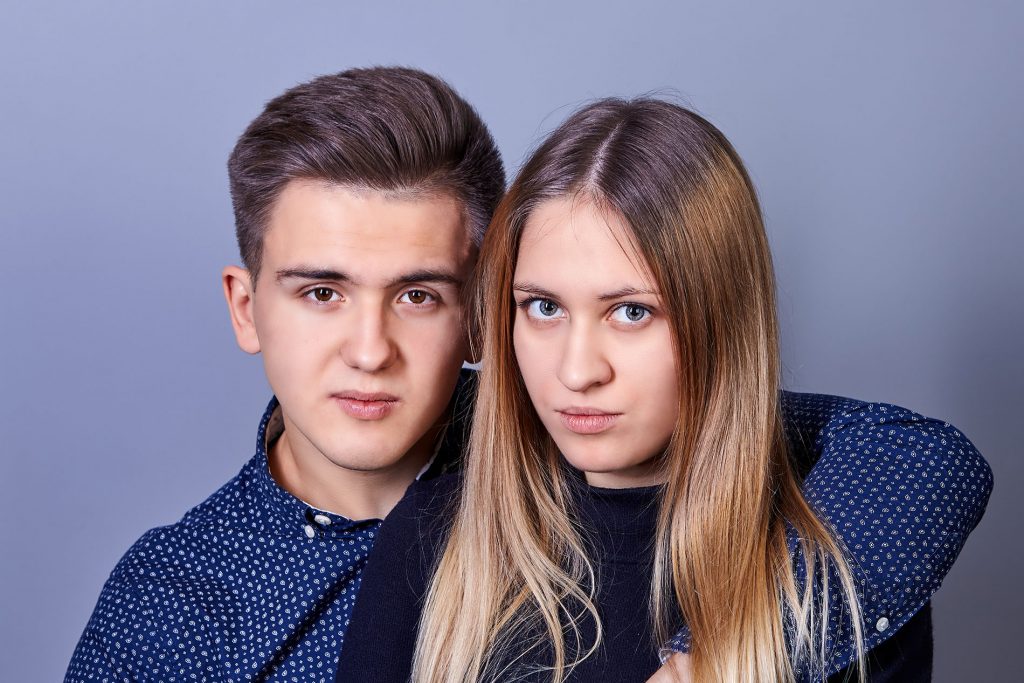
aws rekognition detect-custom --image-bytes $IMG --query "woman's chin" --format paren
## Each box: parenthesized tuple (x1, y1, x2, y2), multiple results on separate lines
(559, 447, 663, 489)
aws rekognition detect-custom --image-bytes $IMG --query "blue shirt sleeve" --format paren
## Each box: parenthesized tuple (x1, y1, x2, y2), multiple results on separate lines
(661, 393, 993, 679)
(65, 529, 232, 683)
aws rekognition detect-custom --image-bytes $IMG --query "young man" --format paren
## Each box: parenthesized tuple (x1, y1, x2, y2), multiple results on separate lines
(66, 67, 502, 682)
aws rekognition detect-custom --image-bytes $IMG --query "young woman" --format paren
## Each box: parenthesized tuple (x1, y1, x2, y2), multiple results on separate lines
(337, 99, 991, 682)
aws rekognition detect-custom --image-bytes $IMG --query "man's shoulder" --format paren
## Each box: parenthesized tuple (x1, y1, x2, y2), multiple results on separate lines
(66, 463, 261, 683)
(104, 457, 264, 593)
(178, 455, 264, 526)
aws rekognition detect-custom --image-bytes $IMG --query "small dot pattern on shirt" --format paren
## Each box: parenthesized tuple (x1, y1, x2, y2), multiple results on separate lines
(662, 392, 993, 681)
(65, 388, 990, 682)
(65, 398, 382, 683)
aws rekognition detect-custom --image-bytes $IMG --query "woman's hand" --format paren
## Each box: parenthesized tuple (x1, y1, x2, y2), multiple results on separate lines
(646, 653, 692, 682)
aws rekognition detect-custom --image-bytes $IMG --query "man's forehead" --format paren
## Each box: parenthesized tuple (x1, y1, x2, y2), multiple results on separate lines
(262, 180, 475, 278)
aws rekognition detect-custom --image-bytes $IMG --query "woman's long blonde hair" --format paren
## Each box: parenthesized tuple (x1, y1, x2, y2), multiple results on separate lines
(414, 98, 864, 682)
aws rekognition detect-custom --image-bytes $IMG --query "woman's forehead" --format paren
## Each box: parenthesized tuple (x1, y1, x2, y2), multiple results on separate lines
(515, 197, 658, 297)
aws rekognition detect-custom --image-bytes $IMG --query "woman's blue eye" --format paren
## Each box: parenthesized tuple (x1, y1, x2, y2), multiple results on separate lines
(527, 299, 563, 318)
(611, 303, 651, 324)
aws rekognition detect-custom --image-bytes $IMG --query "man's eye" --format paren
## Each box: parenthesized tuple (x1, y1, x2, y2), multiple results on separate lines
(399, 290, 435, 305)
(610, 303, 651, 324)
(526, 298, 563, 319)
(306, 287, 339, 303)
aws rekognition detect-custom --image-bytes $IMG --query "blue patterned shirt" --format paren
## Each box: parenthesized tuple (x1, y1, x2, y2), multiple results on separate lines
(67, 391, 991, 682)
(66, 397, 429, 683)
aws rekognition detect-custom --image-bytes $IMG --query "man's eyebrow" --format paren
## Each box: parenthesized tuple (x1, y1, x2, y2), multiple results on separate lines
(276, 267, 463, 289)
(384, 269, 464, 289)
(275, 268, 353, 284)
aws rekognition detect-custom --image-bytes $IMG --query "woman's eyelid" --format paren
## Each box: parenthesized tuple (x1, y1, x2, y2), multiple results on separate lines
(613, 298, 656, 312)
(515, 295, 553, 309)
(521, 297, 566, 320)
(608, 301, 654, 323)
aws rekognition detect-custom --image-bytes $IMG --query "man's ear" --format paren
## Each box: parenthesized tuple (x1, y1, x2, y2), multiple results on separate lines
(222, 265, 261, 355)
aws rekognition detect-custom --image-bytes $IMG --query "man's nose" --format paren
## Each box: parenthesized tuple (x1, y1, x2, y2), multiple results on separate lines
(340, 305, 398, 372)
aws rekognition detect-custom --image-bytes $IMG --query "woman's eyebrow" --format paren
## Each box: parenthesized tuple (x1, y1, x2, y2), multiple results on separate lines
(597, 286, 659, 301)
(512, 282, 559, 299)
(513, 282, 659, 301)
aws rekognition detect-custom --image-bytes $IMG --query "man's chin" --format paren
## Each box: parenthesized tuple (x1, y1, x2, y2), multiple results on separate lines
(320, 447, 418, 475)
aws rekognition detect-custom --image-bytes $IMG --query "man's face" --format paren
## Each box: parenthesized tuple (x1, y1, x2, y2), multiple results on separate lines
(231, 180, 473, 474)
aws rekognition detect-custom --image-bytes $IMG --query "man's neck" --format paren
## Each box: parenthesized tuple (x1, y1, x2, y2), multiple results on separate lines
(266, 418, 439, 521)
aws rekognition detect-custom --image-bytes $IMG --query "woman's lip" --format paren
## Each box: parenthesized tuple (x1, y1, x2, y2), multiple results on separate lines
(557, 410, 621, 435)
(332, 394, 399, 420)
(336, 391, 398, 402)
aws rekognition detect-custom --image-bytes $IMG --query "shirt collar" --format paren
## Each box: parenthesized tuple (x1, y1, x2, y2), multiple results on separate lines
(248, 397, 380, 537)
(245, 373, 475, 536)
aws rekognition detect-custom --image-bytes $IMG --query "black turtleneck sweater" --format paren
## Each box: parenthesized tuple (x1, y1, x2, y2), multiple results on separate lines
(336, 473, 931, 682)
(569, 480, 666, 680)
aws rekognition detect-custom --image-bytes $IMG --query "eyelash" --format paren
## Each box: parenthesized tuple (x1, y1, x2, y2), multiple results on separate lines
(303, 286, 342, 305)
(519, 297, 565, 320)
(301, 287, 440, 307)
(398, 289, 439, 306)
(517, 297, 654, 326)
(609, 303, 652, 324)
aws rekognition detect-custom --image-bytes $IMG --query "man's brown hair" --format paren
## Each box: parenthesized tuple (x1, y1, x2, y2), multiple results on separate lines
(228, 66, 505, 281)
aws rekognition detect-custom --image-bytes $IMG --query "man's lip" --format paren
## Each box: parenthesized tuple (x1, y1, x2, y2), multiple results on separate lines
(331, 392, 400, 421)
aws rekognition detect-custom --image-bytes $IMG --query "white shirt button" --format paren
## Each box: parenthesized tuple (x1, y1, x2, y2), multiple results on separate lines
(303, 524, 316, 539)
(313, 514, 332, 525)
(875, 617, 890, 632)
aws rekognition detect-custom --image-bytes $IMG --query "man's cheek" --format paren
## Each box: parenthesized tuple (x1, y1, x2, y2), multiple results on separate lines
(411, 326, 464, 361)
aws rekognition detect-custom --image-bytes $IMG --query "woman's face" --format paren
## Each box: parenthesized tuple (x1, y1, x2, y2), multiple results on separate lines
(512, 196, 680, 488)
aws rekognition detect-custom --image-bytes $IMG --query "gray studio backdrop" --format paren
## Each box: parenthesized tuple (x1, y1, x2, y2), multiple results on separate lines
(1, 1, 1020, 680)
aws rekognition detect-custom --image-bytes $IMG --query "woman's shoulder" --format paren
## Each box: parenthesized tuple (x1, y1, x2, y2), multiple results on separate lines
(373, 472, 463, 567)
(392, 472, 462, 522)
(336, 477, 461, 683)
